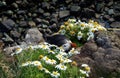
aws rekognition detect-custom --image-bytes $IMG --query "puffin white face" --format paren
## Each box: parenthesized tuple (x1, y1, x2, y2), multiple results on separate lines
(62, 42, 71, 51)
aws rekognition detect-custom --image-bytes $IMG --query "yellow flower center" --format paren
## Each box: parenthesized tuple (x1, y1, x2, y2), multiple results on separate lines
(70, 31, 75, 36)
(85, 66, 90, 72)
(60, 60, 64, 63)
(53, 71, 58, 75)
(51, 60, 55, 63)
(61, 65, 65, 68)
(39, 55, 44, 59)
(38, 65, 43, 70)
(64, 21, 69, 25)
(60, 25, 65, 29)
(81, 23, 85, 27)
(71, 61, 77, 66)
(45, 57, 49, 61)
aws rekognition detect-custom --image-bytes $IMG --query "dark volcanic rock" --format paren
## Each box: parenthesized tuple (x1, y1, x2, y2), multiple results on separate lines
(80, 41, 98, 57)
(72, 40, 120, 78)
(114, 13, 120, 21)
(10, 30, 21, 39)
(110, 22, 120, 28)
(37, 8, 44, 14)
(95, 31, 112, 48)
(19, 20, 28, 27)
(59, 10, 70, 19)
(25, 28, 44, 44)
(95, 2, 105, 13)
(2, 33, 14, 43)
(81, 8, 95, 18)
(41, 2, 50, 10)
(0, 19, 15, 32)
(70, 5, 81, 13)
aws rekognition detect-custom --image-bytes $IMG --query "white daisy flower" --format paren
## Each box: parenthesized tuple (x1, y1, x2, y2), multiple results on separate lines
(47, 59, 57, 65)
(59, 51, 67, 56)
(32, 61, 41, 66)
(68, 48, 79, 56)
(11, 47, 23, 56)
(48, 50, 55, 54)
(77, 31, 83, 40)
(56, 54, 64, 60)
(63, 58, 72, 63)
(81, 64, 90, 73)
(55, 64, 67, 71)
(31, 45, 41, 49)
(51, 71, 60, 78)
(44, 68, 51, 74)
(81, 64, 89, 67)
(79, 69, 87, 74)
(42, 56, 50, 61)
(41, 44, 49, 50)
(21, 61, 32, 66)
(37, 64, 44, 70)
(68, 19, 76, 22)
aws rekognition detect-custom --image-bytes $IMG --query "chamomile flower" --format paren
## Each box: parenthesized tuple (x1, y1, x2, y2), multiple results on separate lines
(71, 61, 77, 66)
(48, 59, 57, 65)
(68, 19, 76, 22)
(55, 64, 67, 71)
(81, 64, 89, 67)
(32, 61, 41, 66)
(81, 64, 90, 73)
(37, 65, 44, 70)
(79, 69, 87, 74)
(60, 25, 65, 29)
(21, 61, 31, 66)
(31, 45, 41, 49)
(44, 68, 50, 74)
(48, 50, 55, 54)
(59, 52, 67, 56)
(56, 54, 64, 60)
(68, 48, 79, 56)
(42, 56, 50, 61)
(39, 55, 44, 59)
(11, 47, 23, 56)
(80, 69, 90, 77)
(41, 44, 49, 49)
(77, 31, 83, 40)
(63, 58, 72, 63)
(51, 71, 60, 78)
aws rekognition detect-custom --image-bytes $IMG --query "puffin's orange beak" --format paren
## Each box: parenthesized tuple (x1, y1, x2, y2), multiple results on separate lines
(70, 42, 77, 48)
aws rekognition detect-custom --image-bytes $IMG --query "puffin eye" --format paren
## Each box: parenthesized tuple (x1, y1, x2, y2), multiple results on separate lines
(63, 44, 66, 47)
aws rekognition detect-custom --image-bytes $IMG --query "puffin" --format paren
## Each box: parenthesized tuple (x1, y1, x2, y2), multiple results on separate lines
(43, 33, 77, 52)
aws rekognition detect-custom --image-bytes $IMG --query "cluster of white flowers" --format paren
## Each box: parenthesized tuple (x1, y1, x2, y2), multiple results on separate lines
(42, 56, 57, 65)
(12, 42, 83, 78)
(59, 19, 106, 42)
(80, 64, 91, 78)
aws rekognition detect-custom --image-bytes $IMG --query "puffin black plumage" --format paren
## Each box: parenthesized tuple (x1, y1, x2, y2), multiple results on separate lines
(44, 33, 72, 52)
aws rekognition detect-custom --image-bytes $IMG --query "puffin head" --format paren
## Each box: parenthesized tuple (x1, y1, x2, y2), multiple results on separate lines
(61, 40, 77, 52)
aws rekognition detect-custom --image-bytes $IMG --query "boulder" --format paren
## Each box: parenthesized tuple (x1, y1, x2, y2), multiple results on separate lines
(59, 10, 70, 19)
(94, 31, 112, 48)
(25, 28, 44, 45)
(70, 5, 81, 13)
(110, 22, 120, 28)
(80, 41, 98, 57)
(0, 19, 16, 32)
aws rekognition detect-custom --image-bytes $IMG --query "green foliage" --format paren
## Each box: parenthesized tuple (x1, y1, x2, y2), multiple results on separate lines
(58, 19, 106, 45)
(12, 43, 90, 78)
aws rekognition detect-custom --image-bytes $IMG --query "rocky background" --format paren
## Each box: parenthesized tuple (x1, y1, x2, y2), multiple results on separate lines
(0, 0, 120, 78)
